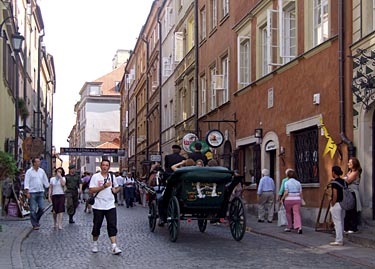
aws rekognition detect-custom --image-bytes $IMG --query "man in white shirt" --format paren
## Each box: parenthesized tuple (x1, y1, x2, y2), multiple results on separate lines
(124, 171, 135, 208)
(89, 159, 121, 255)
(115, 171, 125, 206)
(24, 157, 50, 230)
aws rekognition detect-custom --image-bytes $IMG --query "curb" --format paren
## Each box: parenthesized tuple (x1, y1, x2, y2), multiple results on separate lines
(11, 226, 32, 269)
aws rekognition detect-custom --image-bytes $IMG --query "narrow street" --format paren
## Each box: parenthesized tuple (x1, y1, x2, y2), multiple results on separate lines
(20, 203, 367, 269)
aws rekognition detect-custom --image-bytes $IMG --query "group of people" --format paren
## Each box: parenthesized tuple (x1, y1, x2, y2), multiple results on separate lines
(256, 157, 363, 246)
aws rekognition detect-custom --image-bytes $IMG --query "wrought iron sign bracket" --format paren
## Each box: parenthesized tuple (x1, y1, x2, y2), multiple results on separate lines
(350, 48, 375, 111)
(202, 113, 238, 137)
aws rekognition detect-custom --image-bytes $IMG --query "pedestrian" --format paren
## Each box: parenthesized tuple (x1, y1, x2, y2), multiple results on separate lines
(343, 157, 362, 234)
(329, 166, 346, 246)
(257, 169, 275, 223)
(24, 157, 50, 230)
(48, 167, 66, 230)
(164, 144, 186, 177)
(188, 142, 208, 166)
(138, 174, 148, 207)
(281, 169, 303, 234)
(124, 171, 135, 208)
(81, 172, 92, 213)
(65, 164, 82, 224)
(277, 168, 293, 202)
(89, 159, 121, 254)
(195, 159, 204, 167)
(115, 171, 125, 206)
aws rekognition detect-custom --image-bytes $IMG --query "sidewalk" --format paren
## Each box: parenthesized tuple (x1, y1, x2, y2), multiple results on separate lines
(245, 212, 375, 268)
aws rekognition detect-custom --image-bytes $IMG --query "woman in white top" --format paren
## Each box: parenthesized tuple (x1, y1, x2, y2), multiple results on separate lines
(48, 167, 66, 230)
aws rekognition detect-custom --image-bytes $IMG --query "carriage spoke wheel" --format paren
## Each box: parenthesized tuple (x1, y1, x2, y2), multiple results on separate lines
(167, 196, 180, 242)
(229, 197, 246, 241)
(198, 215, 207, 232)
(148, 200, 157, 232)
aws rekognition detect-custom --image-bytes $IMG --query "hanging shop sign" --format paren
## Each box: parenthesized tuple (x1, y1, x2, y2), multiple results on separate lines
(182, 133, 198, 153)
(205, 129, 224, 148)
(60, 147, 127, 157)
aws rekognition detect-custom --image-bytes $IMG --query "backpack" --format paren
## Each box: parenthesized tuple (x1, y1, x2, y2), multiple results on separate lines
(331, 181, 355, 210)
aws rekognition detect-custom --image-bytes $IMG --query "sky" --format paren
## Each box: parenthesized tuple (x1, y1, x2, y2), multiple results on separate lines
(38, 0, 154, 156)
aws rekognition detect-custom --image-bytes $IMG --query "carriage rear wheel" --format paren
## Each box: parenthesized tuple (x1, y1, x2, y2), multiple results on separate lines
(167, 196, 180, 242)
(229, 197, 246, 241)
(148, 200, 157, 232)
(198, 215, 207, 232)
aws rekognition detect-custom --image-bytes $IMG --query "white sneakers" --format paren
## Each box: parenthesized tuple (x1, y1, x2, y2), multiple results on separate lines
(92, 242, 122, 255)
(111, 246, 122, 255)
(329, 241, 344, 246)
(92, 242, 99, 253)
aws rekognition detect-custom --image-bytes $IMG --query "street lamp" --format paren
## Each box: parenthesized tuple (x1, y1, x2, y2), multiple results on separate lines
(12, 31, 24, 165)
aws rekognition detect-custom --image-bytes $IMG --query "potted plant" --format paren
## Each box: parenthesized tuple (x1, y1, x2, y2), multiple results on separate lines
(18, 98, 29, 120)
(0, 151, 18, 220)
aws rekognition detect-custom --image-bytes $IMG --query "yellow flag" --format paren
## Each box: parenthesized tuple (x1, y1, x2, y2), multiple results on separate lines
(320, 117, 337, 159)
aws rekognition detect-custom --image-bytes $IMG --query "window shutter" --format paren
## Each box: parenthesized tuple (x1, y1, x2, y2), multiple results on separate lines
(174, 32, 184, 62)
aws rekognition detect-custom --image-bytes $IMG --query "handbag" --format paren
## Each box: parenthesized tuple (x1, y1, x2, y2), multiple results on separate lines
(277, 203, 288, 227)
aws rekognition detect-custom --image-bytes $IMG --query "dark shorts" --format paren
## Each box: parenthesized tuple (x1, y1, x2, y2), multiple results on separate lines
(52, 194, 65, 213)
(92, 207, 117, 237)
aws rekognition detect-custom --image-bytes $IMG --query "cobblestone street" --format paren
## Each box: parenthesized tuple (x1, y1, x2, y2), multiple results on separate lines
(19, 203, 368, 269)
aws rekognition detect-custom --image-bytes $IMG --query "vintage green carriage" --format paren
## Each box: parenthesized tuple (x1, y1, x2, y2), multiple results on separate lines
(146, 166, 246, 242)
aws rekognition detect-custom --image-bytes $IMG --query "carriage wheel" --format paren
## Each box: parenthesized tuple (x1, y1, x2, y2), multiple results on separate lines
(167, 196, 180, 242)
(198, 215, 207, 232)
(229, 197, 246, 241)
(148, 200, 157, 232)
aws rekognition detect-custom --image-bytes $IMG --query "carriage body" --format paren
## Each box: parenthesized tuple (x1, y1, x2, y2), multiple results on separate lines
(147, 166, 246, 242)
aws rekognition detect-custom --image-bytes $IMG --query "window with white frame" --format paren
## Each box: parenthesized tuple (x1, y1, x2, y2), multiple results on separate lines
(237, 36, 251, 88)
(200, 7, 206, 41)
(163, 56, 172, 77)
(210, 66, 217, 110)
(222, 0, 229, 18)
(211, 0, 217, 30)
(189, 79, 195, 116)
(313, 0, 328, 46)
(217, 56, 229, 106)
(200, 75, 207, 115)
(261, 25, 270, 76)
(281, 1, 296, 63)
(174, 32, 184, 62)
(89, 85, 101, 96)
(169, 100, 173, 127)
(187, 18, 194, 51)
(179, 88, 186, 122)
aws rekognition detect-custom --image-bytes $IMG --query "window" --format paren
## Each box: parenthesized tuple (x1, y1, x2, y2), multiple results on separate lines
(313, 0, 329, 46)
(200, 76, 207, 116)
(163, 56, 172, 77)
(222, 0, 229, 18)
(179, 88, 187, 122)
(218, 56, 229, 105)
(89, 85, 101, 96)
(200, 7, 207, 41)
(294, 127, 319, 184)
(211, 0, 217, 30)
(281, 1, 297, 63)
(210, 66, 217, 109)
(237, 36, 250, 88)
(187, 18, 195, 51)
(189, 79, 195, 116)
(261, 25, 270, 76)
(174, 32, 184, 62)
(115, 81, 120, 92)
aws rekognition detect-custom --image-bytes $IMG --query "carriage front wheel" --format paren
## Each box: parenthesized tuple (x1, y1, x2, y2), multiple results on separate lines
(148, 200, 157, 232)
(167, 196, 180, 242)
(229, 197, 246, 241)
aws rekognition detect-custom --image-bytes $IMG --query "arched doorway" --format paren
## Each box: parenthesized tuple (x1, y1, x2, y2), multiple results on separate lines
(223, 140, 232, 169)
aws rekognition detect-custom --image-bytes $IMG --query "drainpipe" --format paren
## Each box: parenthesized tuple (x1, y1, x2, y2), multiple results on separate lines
(157, 1, 166, 165)
(141, 36, 149, 162)
(194, 0, 199, 136)
(338, 0, 356, 157)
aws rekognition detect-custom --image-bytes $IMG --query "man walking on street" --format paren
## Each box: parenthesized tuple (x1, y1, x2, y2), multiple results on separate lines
(65, 164, 82, 224)
(89, 159, 121, 255)
(164, 144, 186, 177)
(257, 169, 275, 223)
(24, 157, 50, 230)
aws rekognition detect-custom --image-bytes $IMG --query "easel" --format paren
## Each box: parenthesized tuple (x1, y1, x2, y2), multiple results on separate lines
(315, 183, 334, 232)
